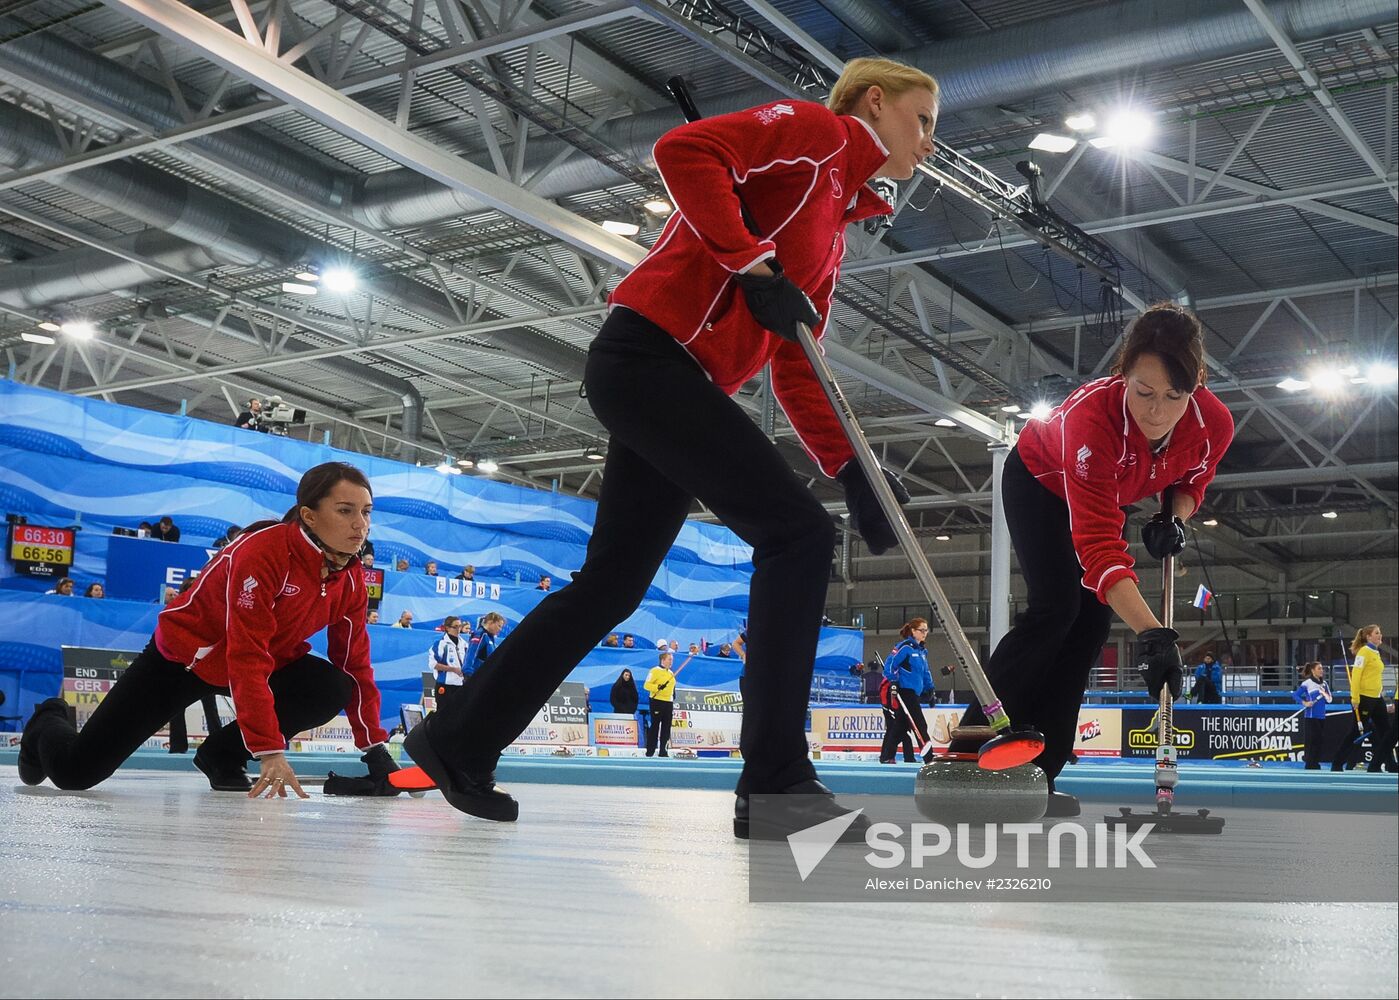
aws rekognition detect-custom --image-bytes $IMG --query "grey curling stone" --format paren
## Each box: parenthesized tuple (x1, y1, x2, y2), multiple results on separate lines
(914, 758, 1049, 824)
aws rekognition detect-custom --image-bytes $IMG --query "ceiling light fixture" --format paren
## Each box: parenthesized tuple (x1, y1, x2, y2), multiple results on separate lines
(934, 417, 957, 428)
(477, 458, 500, 474)
(60, 320, 96, 340)
(1064, 112, 1097, 132)
(643, 198, 672, 215)
(601, 220, 640, 236)
(281, 281, 317, 295)
(1028, 133, 1077, 153)
(21, 331, 55, 345)
(320, 267, 358, 293)
(1103, 108, 1155, 148)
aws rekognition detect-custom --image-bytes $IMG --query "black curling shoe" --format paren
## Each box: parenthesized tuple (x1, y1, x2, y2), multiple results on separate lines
(193, 748, 253, 792)
(17, 697, 71, 786)
(404, 718, 518, 822)
(734, 778, 871, 842)
(1045, 790, 1081, 818)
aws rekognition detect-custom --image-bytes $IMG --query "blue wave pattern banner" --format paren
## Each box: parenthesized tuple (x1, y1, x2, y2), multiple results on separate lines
(0, 592, 863, 724)
(0, 381, 753, 605)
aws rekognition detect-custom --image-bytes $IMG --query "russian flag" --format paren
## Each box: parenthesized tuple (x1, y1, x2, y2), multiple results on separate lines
(1193, 584, 1213, 610)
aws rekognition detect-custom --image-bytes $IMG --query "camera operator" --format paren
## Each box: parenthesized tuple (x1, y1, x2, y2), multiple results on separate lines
(235, 398, 266, 432)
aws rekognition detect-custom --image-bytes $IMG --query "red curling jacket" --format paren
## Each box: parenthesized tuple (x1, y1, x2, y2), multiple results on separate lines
(609, 99, 893, 477)
(1015, 376, 1234, 603)
(154, 521, 387, 756)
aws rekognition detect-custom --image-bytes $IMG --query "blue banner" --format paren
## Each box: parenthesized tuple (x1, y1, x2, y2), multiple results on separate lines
(104, 535, 220, 602)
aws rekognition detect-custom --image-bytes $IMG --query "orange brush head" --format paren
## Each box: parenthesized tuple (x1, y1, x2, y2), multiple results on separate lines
(977, 732, 1044, 770)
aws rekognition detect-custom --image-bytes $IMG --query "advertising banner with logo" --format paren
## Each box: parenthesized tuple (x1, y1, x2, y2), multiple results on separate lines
(514, 681, 590, 746)
(667, 687, 744, 752)
(808, 705, 968, 753)
(1121, 706, 1305, 762)
(592, 712, 640, 747)
(1071, 707, 1123, 758)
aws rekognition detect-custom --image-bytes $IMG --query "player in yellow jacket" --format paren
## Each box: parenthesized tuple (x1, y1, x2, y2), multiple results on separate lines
(1345, 625, 1395, 773)
(644, 648, 694, 757)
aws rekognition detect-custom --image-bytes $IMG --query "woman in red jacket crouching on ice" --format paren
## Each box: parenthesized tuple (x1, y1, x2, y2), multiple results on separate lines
(951, 304, 1234, 815)
(19, 462, 394, 798)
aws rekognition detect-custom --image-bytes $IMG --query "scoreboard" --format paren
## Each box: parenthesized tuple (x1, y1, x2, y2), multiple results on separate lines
(8, 524, 75, 578)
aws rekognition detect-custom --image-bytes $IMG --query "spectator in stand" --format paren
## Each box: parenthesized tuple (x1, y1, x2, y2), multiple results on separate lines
(137, 521, 155, 539)
(425, 561, 439, 577)
(162, 586, 178, 605)
(537, 575, 552, 592)
(1192, 653, 1223, 703)
(668, 639, 680, 653)
(361, 551, 375, 570)
(688, 643, 701, 656)
(234, 397, 264, 430)
(45, 578, 75, 596)
(430, 617, 470, 707)
(714, 643, 733, 659)
(213, 525, 243, 550)
(153, 517, 180, 543)
(395, 557, 410, 572)
(610, 669, 639, 715)
(621, 634, 635, 649)
(603, 634, 620, 648)
(393, 611, 414, 629)
(84, 583, 105, 599)
(457, 565, 476, 582)
(367, 609, 380, 625)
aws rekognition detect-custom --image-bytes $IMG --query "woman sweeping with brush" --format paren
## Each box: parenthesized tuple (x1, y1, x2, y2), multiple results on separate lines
(951, 304, 1234, 816)
(407, 56, 938, 840)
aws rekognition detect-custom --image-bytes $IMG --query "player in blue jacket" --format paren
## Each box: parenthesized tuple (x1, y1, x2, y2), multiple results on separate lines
(1293, 660, 1333, 770)
(1192, 653, 1223, 703)
(880, 618, 934, 763)
(463, 612, 506, 679)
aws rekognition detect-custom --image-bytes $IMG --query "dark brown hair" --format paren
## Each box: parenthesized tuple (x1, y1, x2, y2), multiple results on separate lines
(1300, 660, 1323, 678)
(243, 462, 373, 535)
(1111, 302, 1206, 393)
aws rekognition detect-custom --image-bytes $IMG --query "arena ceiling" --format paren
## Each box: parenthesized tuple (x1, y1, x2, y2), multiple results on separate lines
(0, 0, 1395, 580)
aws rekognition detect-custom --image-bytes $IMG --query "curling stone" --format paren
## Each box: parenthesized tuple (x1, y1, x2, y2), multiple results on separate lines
(914, 754, 1049, 824)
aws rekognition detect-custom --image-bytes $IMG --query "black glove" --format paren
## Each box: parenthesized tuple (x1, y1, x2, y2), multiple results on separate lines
(1141, 512, 1187, 560)
(836, 462, 910, 556)
(361, 743, 398, 780)
(1137, 627, 1183, 699)
(734, 259, 821, 342)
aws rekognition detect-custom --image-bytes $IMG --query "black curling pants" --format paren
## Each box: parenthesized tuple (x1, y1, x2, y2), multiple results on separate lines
(646, 700, 674, 756)
(29, 640, 352, 790)
(432, 307, 836, 795)
(880, 688, 926, 762)
(953, 449, 1115, 784)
